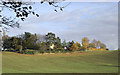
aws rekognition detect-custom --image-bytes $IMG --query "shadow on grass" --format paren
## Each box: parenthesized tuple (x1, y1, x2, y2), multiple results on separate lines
(99, 65, 120, 67)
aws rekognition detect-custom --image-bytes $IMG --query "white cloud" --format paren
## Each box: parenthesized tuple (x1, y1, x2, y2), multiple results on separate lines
(7, 2, 118, 50)
(64, 0, 119, 2)
(18, 0, 119, 2)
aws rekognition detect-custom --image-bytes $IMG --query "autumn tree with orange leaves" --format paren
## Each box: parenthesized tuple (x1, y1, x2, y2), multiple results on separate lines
(82, 37, 89, 50)
(70, 42, 81, 52)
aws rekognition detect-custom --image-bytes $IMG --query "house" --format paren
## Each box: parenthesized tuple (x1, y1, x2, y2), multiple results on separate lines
(64, 47, 67, 50)
(50, 44, 55, 49)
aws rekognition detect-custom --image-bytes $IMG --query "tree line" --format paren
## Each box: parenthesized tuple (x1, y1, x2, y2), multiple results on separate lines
(2, 32, 108, 54)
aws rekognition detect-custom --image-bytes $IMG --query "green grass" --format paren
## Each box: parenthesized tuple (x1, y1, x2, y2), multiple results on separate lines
(2, 50, 119, 73)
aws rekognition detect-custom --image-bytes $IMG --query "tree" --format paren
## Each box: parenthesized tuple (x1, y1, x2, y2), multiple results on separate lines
(67, 40, 74, 47)
(55, 37, 62, 48)
(11, 37, 18, 50)
(70, 43, 78, 52)
(76, 42, 81, 48)
(66, 40, 74, 51)
(100, 43, 106, 49)
(39, 42, 48, 51)
(82, 37, 89, 50)
(62, 40, 67, 48)
(70, 42, 80, 52)
(37, 34, 46, 43)
(16, 45, 22, 53)
(1, 1, 38, 29)
(0, 0, 67, 29)
(0, 0, 69, 51)
(3, 36, 19, 51)
(88, 43, 96, 48)
(46, 32, 56, 46)
(91, 39, 97, 48)
(3, 32, 41, 51)
(96, 40, 101, 49)
(3, 37, 11, 50)
(45, 32, 63, 50)
(22, 32, 38, 49)
(2, 29, 9, 50)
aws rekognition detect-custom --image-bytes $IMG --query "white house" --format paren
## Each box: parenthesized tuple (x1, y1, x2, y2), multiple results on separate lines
(50, 44, 55, 49)
(64, 47, 67, 50)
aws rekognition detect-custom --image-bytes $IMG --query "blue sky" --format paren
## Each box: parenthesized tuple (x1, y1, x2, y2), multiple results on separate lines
(2, 2, 118, 50)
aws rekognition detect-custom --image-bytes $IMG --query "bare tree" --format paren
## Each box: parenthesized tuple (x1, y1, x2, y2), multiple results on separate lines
(0, 0, 69, 29)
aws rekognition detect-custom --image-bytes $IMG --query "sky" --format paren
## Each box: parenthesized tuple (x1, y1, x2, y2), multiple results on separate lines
(2, 2, 118, 50)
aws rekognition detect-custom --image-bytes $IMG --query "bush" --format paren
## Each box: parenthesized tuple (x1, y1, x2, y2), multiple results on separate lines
(23, 49, 35, 54)
(79, 49, 85, 51)
(51, 50, 55, 53)
(19, 51, 24, 54)
(9, 48, 15, 52)
(39, 50, 44, 54)
(46, 50, 51, 53)
(16, 45, 22, 53)
(57, 48, 64, 51)
(56, 48, 65, 53)
(34, 51, 39, 54)
(25, 51, 35, 54)
(62, 50, 67, 53)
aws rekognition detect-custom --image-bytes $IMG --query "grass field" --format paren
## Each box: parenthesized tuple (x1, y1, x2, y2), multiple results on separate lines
(2, 50, 119, 73)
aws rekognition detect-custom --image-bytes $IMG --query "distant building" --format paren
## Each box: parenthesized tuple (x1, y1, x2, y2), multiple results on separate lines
(64, 47, 67, 50)
(50, 44, 55, 49)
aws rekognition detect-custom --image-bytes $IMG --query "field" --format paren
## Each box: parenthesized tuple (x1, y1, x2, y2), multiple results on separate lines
(2, 50, 119, 73)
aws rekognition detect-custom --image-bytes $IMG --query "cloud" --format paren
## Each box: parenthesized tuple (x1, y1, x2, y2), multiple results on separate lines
(64, 0, 119, 2)
(7, 2, 118, 50)
(21, 0, 119, 2)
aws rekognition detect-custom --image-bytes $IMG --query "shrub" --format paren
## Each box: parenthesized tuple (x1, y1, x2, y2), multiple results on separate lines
(19, 51, 24, 54)
(62, 50, 67, 53)
(23, 49, 35, 54)
(39, 50, 44, 54)
(9, 48, 15, 52)
(16, 45, 22, 53)
(70, 43, 79, 52)
(46, 50, 51, 53)
(25, 51, 35, 54)
(57, 48, 64, 51)
(34, 51, 39, 54)
(51, 50, 55, 53)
